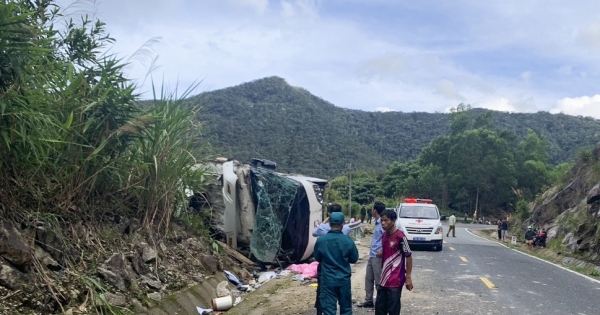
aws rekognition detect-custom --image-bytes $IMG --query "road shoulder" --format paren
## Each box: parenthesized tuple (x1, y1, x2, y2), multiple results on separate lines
(469, 228, 600, 283)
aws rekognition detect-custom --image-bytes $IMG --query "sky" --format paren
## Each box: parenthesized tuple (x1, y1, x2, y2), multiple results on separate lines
(58, 0, 600, 118)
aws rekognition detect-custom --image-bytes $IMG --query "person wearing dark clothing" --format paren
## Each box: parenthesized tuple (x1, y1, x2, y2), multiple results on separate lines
(314, 264, 322, 315)
(497, 220, 502, 240)
(367, 207, 373, 224)
(501, 219, 509, 241)
(314, 212, 359, 315)
(534, 228, 547, 248)
(313, 204, 350, 315)
(360, 205, 367, 223)
(525, 227, 536, 250)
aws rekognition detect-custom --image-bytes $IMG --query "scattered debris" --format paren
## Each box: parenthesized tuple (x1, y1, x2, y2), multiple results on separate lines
(212, 295, 234, 311)
(196, 306, 213, 315)
(216, 281, 231, 297)
(257, 271, 277, 283)
(287, 261, 319, 278)
(215, 240, 254, 265)
(224, 270, 243, 286)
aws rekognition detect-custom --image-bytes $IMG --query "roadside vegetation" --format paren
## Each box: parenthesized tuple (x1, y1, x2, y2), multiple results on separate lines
(0, 0, 206, 232)
(0, 1, 208, 313)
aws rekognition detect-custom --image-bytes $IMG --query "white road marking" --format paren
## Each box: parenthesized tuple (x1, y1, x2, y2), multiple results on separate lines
(465, 228, 600, 285)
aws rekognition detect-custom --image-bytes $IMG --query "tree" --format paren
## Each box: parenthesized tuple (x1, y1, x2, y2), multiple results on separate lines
(514, 129, 550, 199)
(448, 128, 516, 217)
(419, 136, 452, 208)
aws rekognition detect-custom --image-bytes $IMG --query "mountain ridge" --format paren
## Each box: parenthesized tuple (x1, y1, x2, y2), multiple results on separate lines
(190, 76, 600, 177)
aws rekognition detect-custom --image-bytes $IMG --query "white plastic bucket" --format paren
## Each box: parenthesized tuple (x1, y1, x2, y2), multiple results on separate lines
(212, 295, 233, 311)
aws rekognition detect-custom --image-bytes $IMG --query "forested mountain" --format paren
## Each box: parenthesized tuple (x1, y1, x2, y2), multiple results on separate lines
(190, 76, 600, 177)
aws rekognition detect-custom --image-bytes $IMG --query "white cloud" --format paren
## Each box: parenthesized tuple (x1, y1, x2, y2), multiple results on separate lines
(375, 107, 394, 112)
(50, 1, 600, 116)
(233, 0, 269, 13)
(577, 22, 600, 51)
(520, 71, 532, 83)
(356, 53, 409, 83)
(476, 97, 517, 112)
(434, 80, 464, 101)
(551, 95, 600, 118)
(280, 0, 319, 18)
(557, 65, 572, 75)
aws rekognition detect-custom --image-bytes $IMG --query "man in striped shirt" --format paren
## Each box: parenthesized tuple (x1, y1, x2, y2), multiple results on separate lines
(376, 209, 413, 315)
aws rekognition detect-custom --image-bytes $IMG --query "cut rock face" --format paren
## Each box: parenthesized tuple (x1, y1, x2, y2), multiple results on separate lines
(587, 183, 600, 204)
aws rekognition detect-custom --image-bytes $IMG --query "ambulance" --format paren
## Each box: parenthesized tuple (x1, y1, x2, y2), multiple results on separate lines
(394, 198, 444, 251)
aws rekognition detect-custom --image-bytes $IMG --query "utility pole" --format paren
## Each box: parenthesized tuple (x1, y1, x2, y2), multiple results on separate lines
(474, 187, 479, 220)
(348, 163, 352, 219)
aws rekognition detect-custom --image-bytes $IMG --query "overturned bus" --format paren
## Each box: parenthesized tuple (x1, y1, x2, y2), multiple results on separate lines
(191, 159, 327, 264)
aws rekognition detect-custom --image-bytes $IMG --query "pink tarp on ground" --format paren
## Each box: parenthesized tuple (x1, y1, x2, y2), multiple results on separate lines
(287, 261, 319, 278)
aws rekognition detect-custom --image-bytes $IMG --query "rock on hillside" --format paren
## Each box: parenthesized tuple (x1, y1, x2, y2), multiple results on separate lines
(529, 144, 600, 262)
(0, 219, 253, 314)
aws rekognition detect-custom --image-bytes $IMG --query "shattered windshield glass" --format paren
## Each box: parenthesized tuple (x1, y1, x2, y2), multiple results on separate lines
(250, 168, 299, 262)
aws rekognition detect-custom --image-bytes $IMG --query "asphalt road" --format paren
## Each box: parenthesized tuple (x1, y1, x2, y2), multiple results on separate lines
(302, 223, 600, 315)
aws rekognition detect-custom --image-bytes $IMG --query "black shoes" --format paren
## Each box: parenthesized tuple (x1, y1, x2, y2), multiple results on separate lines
(356, 301, 375, 308)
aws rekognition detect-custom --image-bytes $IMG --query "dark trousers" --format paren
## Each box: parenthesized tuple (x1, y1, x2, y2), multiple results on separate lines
(367, 215, 372, 224)
(361, 214, 366, 223)
(447, 225, 455, 237)
(320, 285, 352, 315)
(315, 283, 321, 315)
(315, 267, 322, 315)
(497, 229, 501, 240)
(375, 287, 402, 315)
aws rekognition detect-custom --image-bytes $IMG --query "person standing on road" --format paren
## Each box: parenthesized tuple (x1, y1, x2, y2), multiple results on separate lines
(497, 220, 502, 240)
(376, 209, 413, 315)
(313, 204, 351, 315)
(360, 205, 367, 224)
(314, 212, 359, 315)
(501, 218, 509, 242)
(446, 213, 456, 237)
(356, 201, 385, 309)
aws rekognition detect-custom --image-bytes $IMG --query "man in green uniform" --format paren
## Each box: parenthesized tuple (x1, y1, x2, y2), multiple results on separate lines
(314, 212, 359, 315)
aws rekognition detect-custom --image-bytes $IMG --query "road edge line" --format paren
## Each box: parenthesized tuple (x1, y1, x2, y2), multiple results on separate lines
(465, 228, 600, 285)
